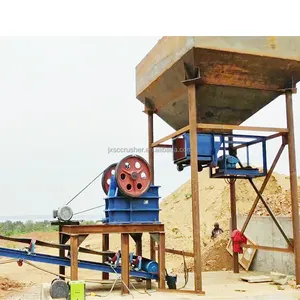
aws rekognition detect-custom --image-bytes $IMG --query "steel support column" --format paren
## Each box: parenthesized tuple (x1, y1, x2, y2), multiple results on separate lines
(147, 110, 155, 289)
(285, 90, 300, 284)
(158, 232, 166, 289)
(121, 233, 130, 295)
(148, 110, 155, 261)
(187, 83, 203, 293)
(228, 136, 239, 273)
(135, 234, 142, 256)
(58, 225, 65, 279)
(70, 235, 79, 281)
(102, 234, 109, 280)
(229, 178, 239, 273)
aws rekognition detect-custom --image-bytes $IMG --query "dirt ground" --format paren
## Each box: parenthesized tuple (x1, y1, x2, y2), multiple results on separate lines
(0, 169, 299, 298)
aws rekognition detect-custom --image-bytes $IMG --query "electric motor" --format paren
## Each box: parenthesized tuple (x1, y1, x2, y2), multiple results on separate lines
(53, 206, 73, 222)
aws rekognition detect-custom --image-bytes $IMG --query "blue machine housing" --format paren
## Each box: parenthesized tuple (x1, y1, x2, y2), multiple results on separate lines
(172, 133, 268, 179)
(102, 175, 160, 224)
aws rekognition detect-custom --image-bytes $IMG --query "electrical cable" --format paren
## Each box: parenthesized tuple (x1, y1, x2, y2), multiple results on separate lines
(178, 251, 189, 290)
(1, 256, 156, 297)
(109, 264, 134, 298)
(65, 170, 105, 206)
(22, 260, 116, 284)
(0, 258, 18, 264)
(73, 204, 105, 216)
(87, 276, 120, 298)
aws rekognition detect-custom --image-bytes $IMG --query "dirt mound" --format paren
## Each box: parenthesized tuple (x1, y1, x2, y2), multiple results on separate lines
(0, 277, 24, 291)
(158, 169, 298, 272)
(201, 233, 234, 272)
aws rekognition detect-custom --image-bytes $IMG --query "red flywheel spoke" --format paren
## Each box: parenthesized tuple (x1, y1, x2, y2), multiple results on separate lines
(115, 155, 151, 197)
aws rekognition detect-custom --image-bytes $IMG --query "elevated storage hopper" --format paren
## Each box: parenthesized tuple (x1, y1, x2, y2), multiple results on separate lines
(136, 37, 300, 130)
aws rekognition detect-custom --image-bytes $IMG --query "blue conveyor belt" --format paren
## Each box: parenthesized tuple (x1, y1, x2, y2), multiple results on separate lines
(0, 247, 158, 280)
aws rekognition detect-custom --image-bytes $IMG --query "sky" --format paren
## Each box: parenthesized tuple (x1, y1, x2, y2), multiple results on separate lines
(0, 37, 299, 220)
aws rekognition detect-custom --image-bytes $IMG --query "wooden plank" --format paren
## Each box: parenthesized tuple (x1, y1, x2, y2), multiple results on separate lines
(241, 275, 272, 283)
(121, 233, 130, 295)
(70, 235, 78, 281)
(188, 84, 203, 293)
(242, 244, 293, 253)
(102, 234, 109, 280)
(62, 224, 164, 235)
(197, 123, 288, 133)
(154, 246, 194, 258)
(158, 233, 166, 289)
(226, 231, 257, 271)
(151, 125, 190, 147)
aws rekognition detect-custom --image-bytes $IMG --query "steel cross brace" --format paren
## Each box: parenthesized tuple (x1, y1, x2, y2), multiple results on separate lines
(241, 140, 286, 235)
(247, 178, 293, 249)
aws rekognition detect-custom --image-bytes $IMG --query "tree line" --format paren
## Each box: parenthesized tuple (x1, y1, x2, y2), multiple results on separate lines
(0, 220, 97, 236)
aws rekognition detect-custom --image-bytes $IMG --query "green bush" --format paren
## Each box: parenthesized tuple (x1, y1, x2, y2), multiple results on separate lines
(0, 220, 98, 237)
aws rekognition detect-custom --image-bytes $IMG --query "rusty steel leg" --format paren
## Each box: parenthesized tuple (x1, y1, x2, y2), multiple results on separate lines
(70, 235, 79, 281)
(248, 179, 293, 248)
(148, 110, 154, 183)
(230, 178, 239, 273)
(58, 225, 66, 280)
(102, 234, 109, 280)
(158, 232, 166, 289)
(135, 233, 143, 256)
(147, 110, 155, 289)
(285, 90, 300, 284)
(241, 141, 286, 234)
(121, 233, 130, 295)
(187, 83, 203, 293)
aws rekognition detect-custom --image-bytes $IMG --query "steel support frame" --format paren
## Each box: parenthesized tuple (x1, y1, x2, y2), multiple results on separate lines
(62, 226, 166, 295)
(238, 91, 300, 282)
(285, 90, 300, 284)
(228, 135, 239, 273)
(147, 106, 299, 289)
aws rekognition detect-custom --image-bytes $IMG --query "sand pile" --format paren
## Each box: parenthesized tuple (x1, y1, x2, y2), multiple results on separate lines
(200, 233, 233, 272)
(0, 277, 24, 291)
(156, 169, 298, 272)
